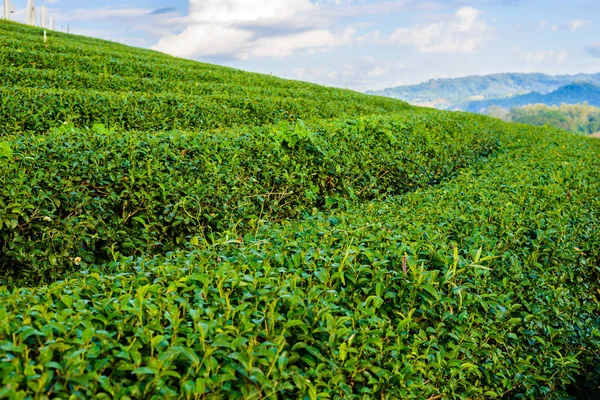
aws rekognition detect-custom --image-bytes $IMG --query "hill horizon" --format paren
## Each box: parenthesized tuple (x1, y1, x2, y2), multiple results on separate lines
(367, 72, 600, 110)
(464, 81, 600, 112)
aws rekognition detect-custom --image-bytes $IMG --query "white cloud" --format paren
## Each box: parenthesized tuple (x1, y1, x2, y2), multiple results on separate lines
(70, 28, 149, 47)
(65, 7, 188, 39)
(188, 0, 313, 23)
(152, 0, 350, 59)
(70, 8, 152, 20)
(317, 0, 436, 18)
(521, 50, 568, 64)
(539, 19, 590, 33)
(367, 66, 387, 78)
(250, 29, 353, 58)
(294, 56, 406, 90)
(387, 7, 492, 53)
(568, 20, 590, 31)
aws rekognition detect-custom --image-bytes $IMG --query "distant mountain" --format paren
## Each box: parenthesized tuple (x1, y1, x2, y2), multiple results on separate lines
(464, 82, 600, 113)
(367, 72, 600, 110)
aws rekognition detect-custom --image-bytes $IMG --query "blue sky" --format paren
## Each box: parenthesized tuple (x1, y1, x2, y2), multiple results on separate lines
(6, 0, 600, 91)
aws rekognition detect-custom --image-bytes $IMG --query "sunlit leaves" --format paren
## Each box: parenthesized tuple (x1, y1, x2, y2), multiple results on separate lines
(0, 17, 599, 399)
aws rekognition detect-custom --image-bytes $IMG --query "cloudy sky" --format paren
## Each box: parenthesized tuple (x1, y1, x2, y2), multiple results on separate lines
(7, 0, 600, 91)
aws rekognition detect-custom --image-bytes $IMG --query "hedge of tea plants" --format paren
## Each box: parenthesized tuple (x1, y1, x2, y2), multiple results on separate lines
(0, 19, 599, 399)
(0, 87, 416, 135)
(0, 113, 499, 283)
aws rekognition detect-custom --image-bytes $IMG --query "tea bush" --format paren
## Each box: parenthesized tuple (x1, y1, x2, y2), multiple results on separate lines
(1, 127, 598, 399)
(0, 19, 598, 399)
(0, 113, 498, 283)
(0, 87, 414, 135)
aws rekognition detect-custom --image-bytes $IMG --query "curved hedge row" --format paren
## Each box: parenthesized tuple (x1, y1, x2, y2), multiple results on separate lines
(0, 113, 498, 283)
(0, 67, 388, 103)
(0, 87, 411, 135)
(0, 45, 386, 100)
(0, 126, 598, 399)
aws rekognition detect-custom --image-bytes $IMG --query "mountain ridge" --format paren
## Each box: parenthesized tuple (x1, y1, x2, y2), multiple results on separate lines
(464, 82, 600, 112)
(368, 72, 600, 110)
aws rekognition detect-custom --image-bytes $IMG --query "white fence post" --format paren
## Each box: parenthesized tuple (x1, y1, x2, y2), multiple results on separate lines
(26, 0, 36, 26)
(3, 0, 16, 20)
(41, 6, 47, 28)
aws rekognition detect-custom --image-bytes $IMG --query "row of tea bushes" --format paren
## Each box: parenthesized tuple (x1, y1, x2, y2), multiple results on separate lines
(0, 66, 397, 106)
(0, 39, 403, 108)
(0, 112, 498, 283)
(1, 125, 598, 398)
(0, 87, 412, 135)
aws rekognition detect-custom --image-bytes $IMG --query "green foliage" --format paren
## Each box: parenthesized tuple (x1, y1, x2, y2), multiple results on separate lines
(492, 103, 600, 135)
(0, 127, 598, 398)
(0, 113, 497, 283)
(0, 87, 411, 135)
(0, 142, 12, 162)
(0, 19, 599, 399)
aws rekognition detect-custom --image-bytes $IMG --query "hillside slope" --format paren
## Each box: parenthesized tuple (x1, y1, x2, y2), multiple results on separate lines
(367, 72, 600, 109)
(0, 20, 599, 399)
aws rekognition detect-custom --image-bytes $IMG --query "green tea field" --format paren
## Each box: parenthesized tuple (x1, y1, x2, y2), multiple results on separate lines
(0, 20, 599, 399)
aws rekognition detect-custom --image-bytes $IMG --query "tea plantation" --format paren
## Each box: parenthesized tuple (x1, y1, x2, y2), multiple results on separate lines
(0, 20, 599, 399)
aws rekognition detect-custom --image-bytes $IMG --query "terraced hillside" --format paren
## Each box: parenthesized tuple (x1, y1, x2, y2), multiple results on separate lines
(0, 20, 599, 399)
